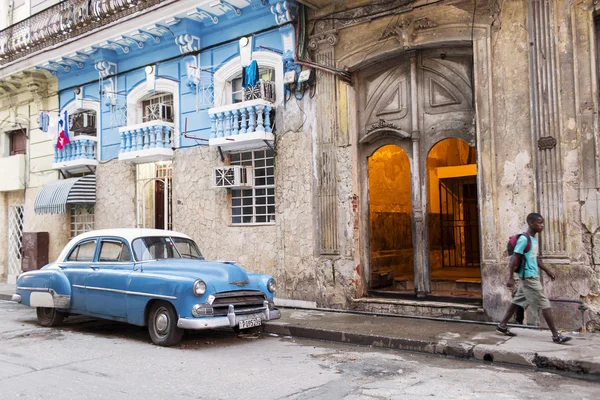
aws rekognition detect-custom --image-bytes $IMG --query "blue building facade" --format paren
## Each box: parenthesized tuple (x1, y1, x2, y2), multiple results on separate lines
(49, 1, 297, 166)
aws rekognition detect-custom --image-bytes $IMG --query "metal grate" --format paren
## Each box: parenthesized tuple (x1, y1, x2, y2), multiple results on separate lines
(70, 205, 95, 238)
(8, 205, 24, 278)
(230, 150, 275, 224)
(439, 177, 480, 269)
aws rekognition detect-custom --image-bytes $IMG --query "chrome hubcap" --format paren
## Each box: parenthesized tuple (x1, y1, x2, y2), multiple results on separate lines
(155, 312, 168, 333)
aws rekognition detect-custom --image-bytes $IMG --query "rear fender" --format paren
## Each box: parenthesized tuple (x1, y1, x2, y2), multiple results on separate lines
(15, 270, 72, 309)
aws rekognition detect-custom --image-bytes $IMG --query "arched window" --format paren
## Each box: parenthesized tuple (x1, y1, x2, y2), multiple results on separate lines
(213, 52, 283, 107)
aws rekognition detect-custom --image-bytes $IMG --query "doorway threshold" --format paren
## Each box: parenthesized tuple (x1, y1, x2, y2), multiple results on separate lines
(354, 295, 488, 321)
(368, 290, 483, 306)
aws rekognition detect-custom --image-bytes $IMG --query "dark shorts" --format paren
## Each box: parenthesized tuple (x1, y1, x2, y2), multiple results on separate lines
(511, 277, 551, 311)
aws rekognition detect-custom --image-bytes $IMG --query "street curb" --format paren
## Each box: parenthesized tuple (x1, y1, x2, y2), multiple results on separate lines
(263, 322, 600, 378)
(0, 294, 13, 301)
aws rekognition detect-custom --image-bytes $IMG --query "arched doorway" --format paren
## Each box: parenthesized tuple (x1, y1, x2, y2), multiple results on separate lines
(368, 144, 413, 291)
(426, 138, 480, 297)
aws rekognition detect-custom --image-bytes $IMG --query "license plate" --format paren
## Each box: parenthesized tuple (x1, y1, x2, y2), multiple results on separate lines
(238, 317, 261, 329)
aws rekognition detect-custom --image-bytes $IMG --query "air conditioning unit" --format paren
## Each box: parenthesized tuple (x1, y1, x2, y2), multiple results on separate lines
(213, 166, 253, 188)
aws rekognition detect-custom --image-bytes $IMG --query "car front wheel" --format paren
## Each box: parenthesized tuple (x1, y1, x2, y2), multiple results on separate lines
(36, 307, 65, 327)
(148, 301, 183, 347)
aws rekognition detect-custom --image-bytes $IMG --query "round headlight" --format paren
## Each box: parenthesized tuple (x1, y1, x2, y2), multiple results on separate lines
(267, 279, 276, 293)
(193, 280, 206, 296)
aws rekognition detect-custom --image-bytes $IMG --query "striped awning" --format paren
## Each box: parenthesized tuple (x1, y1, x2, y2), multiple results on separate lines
(34, 175, 96, 215)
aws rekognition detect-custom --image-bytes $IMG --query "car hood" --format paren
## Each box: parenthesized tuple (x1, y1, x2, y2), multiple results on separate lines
(140, 259, 250, 284)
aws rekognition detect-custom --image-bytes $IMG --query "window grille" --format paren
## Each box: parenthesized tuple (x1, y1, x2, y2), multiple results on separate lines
(230, 67, 275, 104)
(230, 149, 275, 224)
(70, 205, 95, 238)
(142, 93, 174, 123)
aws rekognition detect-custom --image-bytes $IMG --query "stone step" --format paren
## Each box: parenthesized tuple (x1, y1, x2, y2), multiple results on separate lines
(352, 297, 489, 322)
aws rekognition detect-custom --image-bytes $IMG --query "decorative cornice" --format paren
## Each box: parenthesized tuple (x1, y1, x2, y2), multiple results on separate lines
(0, 0, 167, 65)
(313, 0, 417, 31)
(270, 1, 298, 26)
(175, 34, 201, 54)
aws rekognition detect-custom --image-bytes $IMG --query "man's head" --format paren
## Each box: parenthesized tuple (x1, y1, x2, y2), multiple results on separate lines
(526, 213, 544, 233)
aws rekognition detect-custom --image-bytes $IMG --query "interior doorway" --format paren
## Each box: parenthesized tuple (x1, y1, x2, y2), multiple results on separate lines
(368, 145, 413, 291)
(136, 162, 172, 230)
(426, 138, 481, 297)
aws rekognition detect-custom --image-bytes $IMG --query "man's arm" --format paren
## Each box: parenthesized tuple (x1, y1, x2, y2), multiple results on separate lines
(507, 254, 522, 287)
(538, 258, 556, 281)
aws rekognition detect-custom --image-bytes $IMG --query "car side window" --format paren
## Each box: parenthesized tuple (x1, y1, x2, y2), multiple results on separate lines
(67, 240, 97, 262)
(98, 240, 132, 262)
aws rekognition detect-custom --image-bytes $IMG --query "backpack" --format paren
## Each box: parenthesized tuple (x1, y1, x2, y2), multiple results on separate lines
(507, 233, 531, 256)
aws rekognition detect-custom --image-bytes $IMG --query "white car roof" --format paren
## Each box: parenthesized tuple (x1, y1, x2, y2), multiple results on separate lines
(57, 229, 193, 262)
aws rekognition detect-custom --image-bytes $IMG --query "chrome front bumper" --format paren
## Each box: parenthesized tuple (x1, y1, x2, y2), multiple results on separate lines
(177, 301, 281, 330)
(11, 294, 21, 303)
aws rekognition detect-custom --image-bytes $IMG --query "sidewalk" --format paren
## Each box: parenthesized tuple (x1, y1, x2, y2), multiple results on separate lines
(2, 282, 598, 377)
(263, 308, 600, 377)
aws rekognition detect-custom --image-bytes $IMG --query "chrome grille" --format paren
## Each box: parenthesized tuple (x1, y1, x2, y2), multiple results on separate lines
(212, 290, 267, 316)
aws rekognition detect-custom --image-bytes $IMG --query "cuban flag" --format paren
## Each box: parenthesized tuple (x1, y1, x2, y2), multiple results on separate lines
(56, 110, 70, 150)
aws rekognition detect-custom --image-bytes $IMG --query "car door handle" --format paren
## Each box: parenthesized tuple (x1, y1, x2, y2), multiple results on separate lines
(90, 266, 100, 271)
(58, 265, 66, 269)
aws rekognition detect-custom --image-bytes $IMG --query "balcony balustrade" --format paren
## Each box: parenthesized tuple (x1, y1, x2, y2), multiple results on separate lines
(53, 135, 98, 172)
(208, 98, 275, 152)
(118, 120, 174, 163)
(0, 0, 166, 65)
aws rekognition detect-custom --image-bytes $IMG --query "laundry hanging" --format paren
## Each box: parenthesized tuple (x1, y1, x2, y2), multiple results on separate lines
(39, 112, 49, 132)
(242, 60, 259, 88)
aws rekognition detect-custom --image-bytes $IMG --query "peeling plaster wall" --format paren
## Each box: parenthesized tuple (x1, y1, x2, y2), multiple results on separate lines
(308, 0, 600, 328)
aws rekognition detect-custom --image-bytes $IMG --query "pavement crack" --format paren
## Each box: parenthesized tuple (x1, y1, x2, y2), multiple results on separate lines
(0, 355, 109, 383)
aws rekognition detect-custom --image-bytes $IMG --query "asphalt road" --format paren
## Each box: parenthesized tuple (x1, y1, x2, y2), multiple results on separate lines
(0, 300, 598, 400)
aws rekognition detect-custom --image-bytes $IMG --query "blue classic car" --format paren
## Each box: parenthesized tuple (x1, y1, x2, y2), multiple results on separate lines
(12, 229, 280, 346)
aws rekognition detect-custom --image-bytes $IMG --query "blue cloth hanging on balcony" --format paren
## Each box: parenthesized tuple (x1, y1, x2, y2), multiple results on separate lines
(242, 60, 259, 88)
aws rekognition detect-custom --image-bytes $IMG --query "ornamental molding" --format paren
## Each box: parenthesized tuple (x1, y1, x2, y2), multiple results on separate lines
(308, 30, 339, 52)
(175, 34, 201, 54)
(381, 17, 438, 45)
(95, 61, 117, 78)
(270, 1, 298, 26)
(314, 0, 417, 31)
(367, 119, 400, 133)
(538, 136, 557, 151)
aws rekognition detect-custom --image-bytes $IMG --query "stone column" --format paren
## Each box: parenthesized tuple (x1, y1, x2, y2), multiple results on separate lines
(309, 24, 340, 255)
(528, 0, 566, 257)
(409, 51, 428, 297)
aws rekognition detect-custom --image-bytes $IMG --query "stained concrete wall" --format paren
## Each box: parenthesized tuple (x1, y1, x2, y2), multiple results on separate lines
(172, 104, 317, 302)
(95, 160, 137, 229)
(304, 0, 600, 328)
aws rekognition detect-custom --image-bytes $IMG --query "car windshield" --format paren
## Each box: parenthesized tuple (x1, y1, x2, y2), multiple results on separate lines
(132, 236, 204, 261)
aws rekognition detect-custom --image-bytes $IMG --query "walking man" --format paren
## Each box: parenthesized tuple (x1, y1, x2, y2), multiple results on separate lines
(496, 213, 572, 343)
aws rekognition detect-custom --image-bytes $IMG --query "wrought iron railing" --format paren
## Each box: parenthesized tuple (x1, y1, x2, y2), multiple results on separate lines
(0, 0, 167, 65)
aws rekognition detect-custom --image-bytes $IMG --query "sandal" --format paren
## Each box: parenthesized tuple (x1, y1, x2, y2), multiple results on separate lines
(496, 325, 517, 337)
(552, 334, 572, 344)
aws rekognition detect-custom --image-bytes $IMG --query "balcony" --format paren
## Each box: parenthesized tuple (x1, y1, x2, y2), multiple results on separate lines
(0, 0, 167, 65)
(208, 95, 275, 152)
(118, 121, 174, 163)
(52, 135, 98, 173)
(0, 154, 26, 191)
